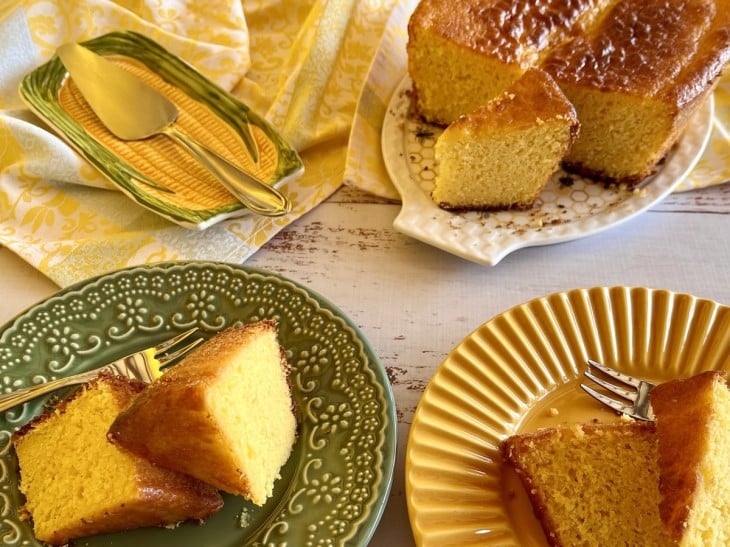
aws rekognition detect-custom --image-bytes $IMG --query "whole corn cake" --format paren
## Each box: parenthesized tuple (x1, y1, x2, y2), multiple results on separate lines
(408, 0, 730, 184)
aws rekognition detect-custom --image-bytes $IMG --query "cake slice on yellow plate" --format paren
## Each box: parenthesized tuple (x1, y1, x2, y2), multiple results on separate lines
(502, 421, 672, 546)
(502, 369, 730, 546)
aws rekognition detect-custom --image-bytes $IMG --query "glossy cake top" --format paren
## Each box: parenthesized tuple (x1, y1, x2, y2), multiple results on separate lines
(409, 0, 609, 65)
(541, 0, 724, 102)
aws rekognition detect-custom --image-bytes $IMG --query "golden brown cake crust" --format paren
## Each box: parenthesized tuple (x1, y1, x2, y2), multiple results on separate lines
(408, 0, 608, 64)
(406, 0, 611, 124)
(109, 320, 295, 501)
(649, 370, 726, 542)
(449, 68, 579, 132)
(541, 0, 727, 106)
(12, 373, 223, 545)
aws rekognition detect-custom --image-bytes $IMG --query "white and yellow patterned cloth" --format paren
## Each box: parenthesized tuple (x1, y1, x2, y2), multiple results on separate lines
(344, 0, 730, 200)
(2, 0, 728, 288)
(0, 0, 396, 287)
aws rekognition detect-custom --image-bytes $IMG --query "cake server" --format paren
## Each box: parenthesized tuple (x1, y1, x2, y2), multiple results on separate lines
(56, 42, 291, 217)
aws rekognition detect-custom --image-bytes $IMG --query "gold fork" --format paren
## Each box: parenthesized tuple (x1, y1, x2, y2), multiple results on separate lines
(0, 327, 203, 413)
(580, 359, 657, 421)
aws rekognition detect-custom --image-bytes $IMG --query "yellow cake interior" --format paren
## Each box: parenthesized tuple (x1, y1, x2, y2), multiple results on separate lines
(433, 114, 574, 209)
(407, 33, 524, 125)
(15, 380, 142, 541)
(432, 68, 578, 210)
(204, 327, 297, 504)
(108, 321, 297, 507)
(13, 375, 221, 545)
(555, 86, 673, 182)
(502, 422, 673, 546)
(681, 380, 730, 545)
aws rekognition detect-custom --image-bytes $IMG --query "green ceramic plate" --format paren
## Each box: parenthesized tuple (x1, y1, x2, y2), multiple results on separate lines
(19, 31, 304, 229)
(0, 262, 396, 546)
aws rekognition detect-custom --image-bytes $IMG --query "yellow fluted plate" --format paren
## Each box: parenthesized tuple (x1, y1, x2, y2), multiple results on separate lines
(406, 286, 730, 546)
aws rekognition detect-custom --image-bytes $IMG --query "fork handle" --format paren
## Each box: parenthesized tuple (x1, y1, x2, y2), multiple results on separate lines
(0, 370, 99, 413)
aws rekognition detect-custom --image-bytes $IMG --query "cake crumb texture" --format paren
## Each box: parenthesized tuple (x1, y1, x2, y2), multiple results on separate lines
(12, 373, 223, 546)
(502, 422, 673, 546)
(431, 68, 578, 211)
(109, 320, 297, 506)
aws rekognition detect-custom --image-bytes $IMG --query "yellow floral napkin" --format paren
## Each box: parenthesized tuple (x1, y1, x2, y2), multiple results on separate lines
(0, 0, 396, 287)
(344, 0, 730, 200)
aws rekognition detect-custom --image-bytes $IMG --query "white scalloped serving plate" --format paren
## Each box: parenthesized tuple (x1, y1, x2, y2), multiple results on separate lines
(382, 76, 714, 266)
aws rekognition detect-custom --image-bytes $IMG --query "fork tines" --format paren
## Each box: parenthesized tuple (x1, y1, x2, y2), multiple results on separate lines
(580, 382, 636, 417)
(584, 360, 638, 400)
(154, 327, 199, 355)
(580, 359, 655, 421)
(157, 336, 204, 366)
(153, 327, 204, 368)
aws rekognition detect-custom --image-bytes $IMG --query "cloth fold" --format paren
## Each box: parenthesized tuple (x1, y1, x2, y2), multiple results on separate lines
(0, 0, 397, 287)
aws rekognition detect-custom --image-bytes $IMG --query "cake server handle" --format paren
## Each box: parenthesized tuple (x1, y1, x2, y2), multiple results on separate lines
(0, 370, 100, 413)
(162, 126, 292, 217)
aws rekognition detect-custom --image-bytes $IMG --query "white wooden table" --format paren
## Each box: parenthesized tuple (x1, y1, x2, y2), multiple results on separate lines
(1, 182, 729, 546)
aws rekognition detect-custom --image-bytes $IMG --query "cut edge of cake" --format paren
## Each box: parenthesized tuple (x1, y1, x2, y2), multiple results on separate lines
(502, 420, 672, 546)
(12, 373, 223, 545)
(650, 370, 730, 545)
(109, 320, 298, 506)
(431, 68, 579, 211)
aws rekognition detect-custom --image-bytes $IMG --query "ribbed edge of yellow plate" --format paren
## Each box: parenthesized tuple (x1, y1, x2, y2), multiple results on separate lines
(406, 286, 730, 546)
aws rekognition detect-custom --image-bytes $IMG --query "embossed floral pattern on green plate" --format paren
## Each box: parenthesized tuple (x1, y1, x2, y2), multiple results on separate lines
(0, 262, 396, 546)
